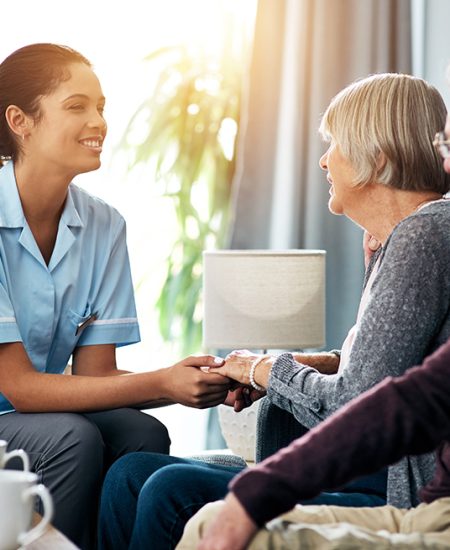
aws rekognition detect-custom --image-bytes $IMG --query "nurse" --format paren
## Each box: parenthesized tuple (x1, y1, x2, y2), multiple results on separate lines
(0, 43, 230, 549)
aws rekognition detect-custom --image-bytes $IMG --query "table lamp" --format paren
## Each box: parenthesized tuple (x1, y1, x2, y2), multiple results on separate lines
(202, 249, 326, 461)
(203, 249, 326, 351)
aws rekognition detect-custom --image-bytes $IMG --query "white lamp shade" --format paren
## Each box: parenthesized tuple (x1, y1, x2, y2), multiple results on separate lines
(203, 250, 326, 350)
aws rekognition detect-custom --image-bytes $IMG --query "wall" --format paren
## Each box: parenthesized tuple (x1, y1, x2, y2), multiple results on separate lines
(414, 0, 450, 107)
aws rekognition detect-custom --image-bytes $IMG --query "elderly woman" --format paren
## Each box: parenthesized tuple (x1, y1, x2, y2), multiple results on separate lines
(181, 81, 450, 550)
(98, 73, 450, 550)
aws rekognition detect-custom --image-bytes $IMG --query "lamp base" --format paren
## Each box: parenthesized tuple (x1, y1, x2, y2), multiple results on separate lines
(217, 400, 261, 463)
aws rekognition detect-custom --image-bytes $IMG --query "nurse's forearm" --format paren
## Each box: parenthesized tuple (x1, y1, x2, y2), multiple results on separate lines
(4, 369, 177, 412)
(0, 343, 230, 412)
(132, 398, 174, 409)
(76, 368, 176, 409)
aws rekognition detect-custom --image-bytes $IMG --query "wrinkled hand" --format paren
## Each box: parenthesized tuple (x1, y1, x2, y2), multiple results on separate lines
(167, 355, 231, 409)
(198, 493, 258, 550)
(224, 386, 265, 412)
(203, 349, 263, 386)
(363, 231, 381, 268)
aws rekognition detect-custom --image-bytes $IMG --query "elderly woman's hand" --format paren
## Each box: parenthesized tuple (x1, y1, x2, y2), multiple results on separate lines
(223, 386, 265, 412)
(198, 494, 258, 550)
(363, 231, 381, 268)
(203, 349, 274, 391)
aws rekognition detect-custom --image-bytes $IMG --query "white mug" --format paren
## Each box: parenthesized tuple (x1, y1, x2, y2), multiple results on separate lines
(0, 440, 30, 471)
(0, 470, 53, 549)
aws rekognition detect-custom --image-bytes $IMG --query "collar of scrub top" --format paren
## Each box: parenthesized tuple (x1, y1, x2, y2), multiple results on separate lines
(0, 161, 84, 229)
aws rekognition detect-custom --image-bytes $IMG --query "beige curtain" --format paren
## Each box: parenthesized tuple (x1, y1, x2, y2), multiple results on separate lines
(229, 0, 411, 348)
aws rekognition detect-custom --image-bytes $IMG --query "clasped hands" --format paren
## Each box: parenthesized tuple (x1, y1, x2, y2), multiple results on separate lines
(172, 350, 270, 411)
(203, 349, 271, 412)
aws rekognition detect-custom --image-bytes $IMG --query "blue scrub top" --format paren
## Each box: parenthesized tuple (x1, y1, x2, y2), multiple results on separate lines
(0, 161, 141, 413)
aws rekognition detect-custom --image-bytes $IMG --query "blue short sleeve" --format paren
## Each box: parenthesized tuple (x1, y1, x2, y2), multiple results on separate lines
(0, 282, 22, 343)
(76, 216, 140, 347)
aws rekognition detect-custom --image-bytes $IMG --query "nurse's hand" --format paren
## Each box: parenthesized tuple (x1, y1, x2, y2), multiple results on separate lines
(166, 355, 231, 408)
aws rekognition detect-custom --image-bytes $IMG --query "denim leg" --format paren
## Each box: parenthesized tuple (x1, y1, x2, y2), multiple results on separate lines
(130, 462, 241, 550)
(98, 452, 242, 550)
(301, 469, 388, 507)
(99, 453, 183, 549)
(300, 491, 386, 507)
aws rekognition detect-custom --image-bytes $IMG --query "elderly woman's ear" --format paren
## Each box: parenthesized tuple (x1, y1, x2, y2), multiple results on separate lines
(375, 151, 387, 179)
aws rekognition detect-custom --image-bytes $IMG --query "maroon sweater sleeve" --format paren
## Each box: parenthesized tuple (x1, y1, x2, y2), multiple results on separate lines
(230, 338, 450, 526)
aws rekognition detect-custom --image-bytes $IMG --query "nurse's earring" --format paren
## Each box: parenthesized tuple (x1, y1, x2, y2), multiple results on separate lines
(4, 105, 31, 142)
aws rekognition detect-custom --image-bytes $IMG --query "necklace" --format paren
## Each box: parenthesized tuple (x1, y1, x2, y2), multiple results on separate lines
(414, 195, 447, 213)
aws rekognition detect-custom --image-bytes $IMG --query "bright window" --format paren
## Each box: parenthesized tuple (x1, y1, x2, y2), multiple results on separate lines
(1, 0, 256, 454)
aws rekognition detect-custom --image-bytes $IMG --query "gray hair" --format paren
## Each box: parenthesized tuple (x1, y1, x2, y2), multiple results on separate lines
(319, 73, 450, 194)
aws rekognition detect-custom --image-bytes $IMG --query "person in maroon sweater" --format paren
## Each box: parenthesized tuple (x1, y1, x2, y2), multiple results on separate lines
(176, 116, 450, 550)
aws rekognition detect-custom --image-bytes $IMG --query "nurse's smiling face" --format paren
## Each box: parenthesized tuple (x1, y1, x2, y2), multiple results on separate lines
(25, 62, 107, 180)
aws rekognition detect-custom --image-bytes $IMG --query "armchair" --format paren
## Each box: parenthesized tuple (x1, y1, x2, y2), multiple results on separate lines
(190, 397, 307, 468)
(255, 397, 307, 463)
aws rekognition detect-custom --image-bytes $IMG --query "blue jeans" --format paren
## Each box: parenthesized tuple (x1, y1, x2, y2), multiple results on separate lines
(98, 453, 387, 550)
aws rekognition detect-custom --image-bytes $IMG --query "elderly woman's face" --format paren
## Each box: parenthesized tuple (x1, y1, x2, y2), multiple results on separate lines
(319, 142, 360, 216)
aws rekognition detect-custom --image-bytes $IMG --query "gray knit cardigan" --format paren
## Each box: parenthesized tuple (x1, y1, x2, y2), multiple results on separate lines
(267, 201, 450, 508)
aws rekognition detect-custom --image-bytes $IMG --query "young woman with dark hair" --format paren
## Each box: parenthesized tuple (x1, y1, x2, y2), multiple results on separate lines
(0, 43, 232, 549)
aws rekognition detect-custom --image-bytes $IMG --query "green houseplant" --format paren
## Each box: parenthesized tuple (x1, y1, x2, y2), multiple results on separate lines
(118, 43, 244, 355)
